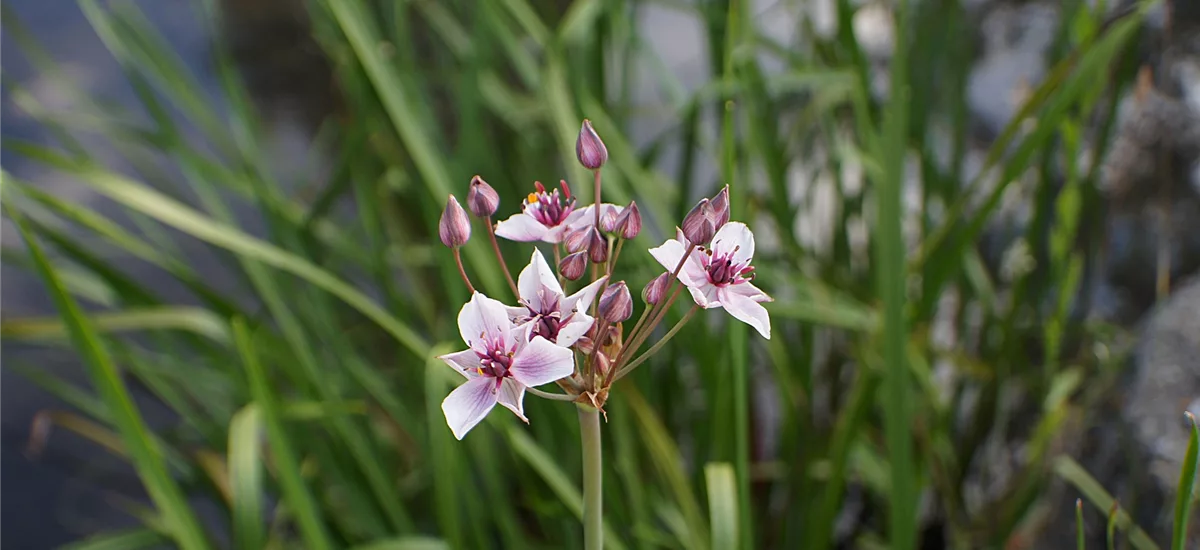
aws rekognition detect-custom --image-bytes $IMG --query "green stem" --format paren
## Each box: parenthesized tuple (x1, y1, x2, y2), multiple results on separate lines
(579, 405, 603, 550)
(484, 216, 518, 298)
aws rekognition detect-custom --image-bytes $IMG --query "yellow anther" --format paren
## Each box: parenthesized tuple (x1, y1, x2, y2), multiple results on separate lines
(527, 192, 538, 204)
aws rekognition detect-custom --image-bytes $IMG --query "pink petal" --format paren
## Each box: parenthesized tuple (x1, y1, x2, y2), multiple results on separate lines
(687, 283, 722, 308)
(458, 292, 514, 352)
(554, 311, 596, 348)
(509, 335, 575, 387)
(562, 276, 607, 314)
(495, 212, 549, 242)
(441, 377, 498, 440)
(711, 222, 755, 265)
(496, 378, 528, 423)
(438, 349, 482, 379)
(517, 248, 564, 310)
(648, 239, 706, 288)
(717, 284, 772, 339)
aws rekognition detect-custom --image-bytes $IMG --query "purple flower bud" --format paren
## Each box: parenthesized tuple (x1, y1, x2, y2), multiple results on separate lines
(467, 175, 499, 217)
(564, 227, 590, 254)
(710, 185, 730, 229)
(575, 119, 608, 170)
(599, 205, 620, 233)
(681, 198, 716, 245)
(642, 272, 670, 304)
(587, 228, 608, 263)
(439, 194, 471, 248)
(615, 201, 641, 239)
(598, 282, 632, 323)
(558, 251, 588, 281)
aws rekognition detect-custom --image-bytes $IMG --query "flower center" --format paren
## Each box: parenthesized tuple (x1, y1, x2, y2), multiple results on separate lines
(703, 247, 754, 286)
(475, 335, 515, 379)
(525, 181, 575, 228)
(519, 286, 569, 342)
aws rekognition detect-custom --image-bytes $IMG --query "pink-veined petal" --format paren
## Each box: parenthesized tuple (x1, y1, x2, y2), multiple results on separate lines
(458, 292, 514, 352)
(648, 239, 706, 288)
(496, 378, 528, 423)
(717, 284, 772, 339)
(731, 280, 772, 303)
(688, 282, 722, 308)
(711, 222, 755, 265)
(438, 349, 483, 379)
(495, 212, 549, 242)
(509, 335, 575, 387)
(517, 248, 564, 310)
(554, 311, 596, 348)
(441, 377, 498, 440)
(562, 276, 607, 314)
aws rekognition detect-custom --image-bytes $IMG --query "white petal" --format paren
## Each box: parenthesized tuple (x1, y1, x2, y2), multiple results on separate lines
(509, 335, 575, 387)
(495, 212, 549, 242)
(458, 292, 514, 351)
(441, 377, 498, 440)
(438, 349, 482, 379)
(554, 311, 596, 348)
(711, 222, 755, 265)
(563, 276, 607, 314)
(718, 284, 772, 339)
(688, 283, 722, 308)
(517, 248, 564, 310)
(648, 240, 705, 288)
(496, 378, 528, 423)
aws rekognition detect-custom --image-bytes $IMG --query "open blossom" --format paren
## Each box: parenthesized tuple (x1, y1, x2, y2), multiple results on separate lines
(648, 222, 772, 339)
(495, 181, 585, 243)
(439, 292, 575, 439)
(507, 249, 607, 348)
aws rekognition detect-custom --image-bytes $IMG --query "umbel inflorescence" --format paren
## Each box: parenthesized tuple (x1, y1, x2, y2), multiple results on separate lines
(435, 119, 772, 440)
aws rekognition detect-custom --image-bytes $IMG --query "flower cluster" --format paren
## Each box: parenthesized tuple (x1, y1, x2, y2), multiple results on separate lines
(435, 119, 772, 439)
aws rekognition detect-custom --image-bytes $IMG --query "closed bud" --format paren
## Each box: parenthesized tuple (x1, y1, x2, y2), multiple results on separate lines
(587, 228, 608, 263)
(710, 185, 730, 229)
(615, 201, 641, 239)
(575, 119, 608, 170)
(564, 227, 590, 254)
(558, 251, 588, 281)
(467, 175, 499, 217)
(439, 194, 471, 248)
(642, 272, 670, 305)
(598, 282, 632, 323)
(681, 198, 716, 245)
(599, 206, 620, 233)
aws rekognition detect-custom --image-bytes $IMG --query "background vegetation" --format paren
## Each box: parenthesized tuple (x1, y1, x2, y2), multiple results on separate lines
(2, 0, 1196, 548)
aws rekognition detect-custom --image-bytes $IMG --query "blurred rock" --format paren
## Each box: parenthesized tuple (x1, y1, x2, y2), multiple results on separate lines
(967, 2, 1058, 138)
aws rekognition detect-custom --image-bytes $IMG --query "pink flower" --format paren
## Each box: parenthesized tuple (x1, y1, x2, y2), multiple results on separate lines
(648, 222, 772, 339)
(495, 181, 586, 243)
(439, 292, 575, 439)
(506, 249, 607, 348)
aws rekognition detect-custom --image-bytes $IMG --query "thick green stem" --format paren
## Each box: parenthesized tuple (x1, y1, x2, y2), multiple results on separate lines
(579, 406, 603, 550)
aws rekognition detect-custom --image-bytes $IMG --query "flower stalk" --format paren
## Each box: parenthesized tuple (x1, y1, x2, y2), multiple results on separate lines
(484, 217, 518, 297)
(578, 404, 603, 550)
(452, 248, 475, 294)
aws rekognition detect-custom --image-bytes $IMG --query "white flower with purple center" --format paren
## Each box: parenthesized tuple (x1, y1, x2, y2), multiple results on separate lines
(495, 181, 585, 243)
(506, 249, 607, 349)
(438, 292, 575, 439)
(648, 222, 773, 339)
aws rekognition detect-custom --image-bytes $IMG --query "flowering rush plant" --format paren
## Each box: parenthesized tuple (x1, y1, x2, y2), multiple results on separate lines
(436, 119, 771, 549)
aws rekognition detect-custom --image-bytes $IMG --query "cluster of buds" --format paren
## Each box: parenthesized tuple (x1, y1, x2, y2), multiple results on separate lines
(434, 119, 771, 439)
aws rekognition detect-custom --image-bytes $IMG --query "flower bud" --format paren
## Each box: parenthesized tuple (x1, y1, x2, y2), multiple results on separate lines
(614, 201, 641, 239)
(439, 194, 471, 248)
(558, 251, 588, 281)
(710, 185, 730, 229)
(598, 282, 632, 323)
(587, 228, 608, 263)
(681, 198, 716, 245)
(467, 175, 499, 217)
(599, 205, 620, 233)
(575, 119, 608, 170)
(642, 272, 670, 305)
(564, 227, 590, 254)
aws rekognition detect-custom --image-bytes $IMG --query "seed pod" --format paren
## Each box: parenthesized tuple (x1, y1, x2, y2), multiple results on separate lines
(438, 195, 471, 248)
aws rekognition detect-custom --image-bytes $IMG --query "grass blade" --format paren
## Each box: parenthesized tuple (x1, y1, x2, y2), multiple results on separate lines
(59, 528, 168, 550)
(1054, 455, 1161, 550)
(1171, 412, 1199, 550)
(2, 307, 230, 344)
(4, 204, 210, 550)
(705, 462, 738, 550)
(1077, 498, 1086, 550)
(228, 405, 265, 550)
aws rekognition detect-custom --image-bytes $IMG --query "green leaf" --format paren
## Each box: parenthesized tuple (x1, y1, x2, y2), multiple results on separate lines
(228, 405, 265, 550)
(1054, 455, 1161, 550)
(4, 204, 210, 550)
(705, 462, 739, 550)
(2, 307, 230, 344)
(1171, 412, 1199, 550)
